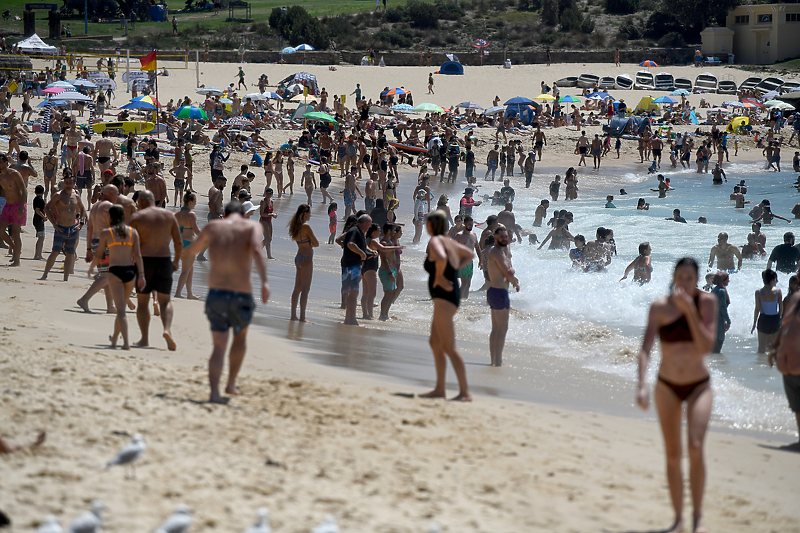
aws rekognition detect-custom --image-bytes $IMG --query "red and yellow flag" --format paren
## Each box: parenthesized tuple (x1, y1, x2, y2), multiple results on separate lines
(140, 50, 157, 71)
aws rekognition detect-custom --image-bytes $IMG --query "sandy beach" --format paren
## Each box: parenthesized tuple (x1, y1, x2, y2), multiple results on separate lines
(2, 59, 800, 531)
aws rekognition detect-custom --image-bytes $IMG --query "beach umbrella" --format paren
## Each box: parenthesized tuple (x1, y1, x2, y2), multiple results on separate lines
(415, 102, 445, 113)
(220, 117, 253, 126)
(43, 87, 65, 94)
(131, 95, 161, 107)
(219, 98, 233, 105)
(280, 47, 296, 54)
(652, 96, 677, 104)
(121, 100, 157, 110)
(670, 89, 690, 96)
(742, 98, 763, 108)
(722, 101, 744, 108)
(761, 90, 779, 100)
(504, 96, 533, 105)
(558, 95, 580, 103)
(46, 81, 76, 90)
(639, 60, 658, 67)
(707, 107, 729, 113)
(763, 99, 790, 107)
(769, 101, 797, 110)
(261, 92, 283, 100)
(456, 101, 484, 109)
(484, 105, 505, 115)
(534, 94, 556, 101)
(389, 103, 415, 112)
(302, 111, 337, 123)
(473, 39, 489, 48)
(38, 99, 67, 107)
(369, 105, 391, 115)
(285, 83, 305, 95)
(56, 91, 93, 102)
(384, 87, 410, 96)
(197, 87, 224, 96)
(294, 44, 315, 51)
(586, 91, 613, 100)
(243, 92, 265, 101)
(173, 106, 208, 120)
(69, 79, 99, 89)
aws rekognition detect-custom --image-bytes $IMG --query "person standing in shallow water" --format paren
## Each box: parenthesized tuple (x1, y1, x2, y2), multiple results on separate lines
(288, 204, 318, 322)
(420, 210, 474, 402)
(637, 257, 717, 533)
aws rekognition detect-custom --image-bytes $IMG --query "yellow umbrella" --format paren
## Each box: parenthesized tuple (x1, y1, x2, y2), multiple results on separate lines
(534, 94, 556, 101)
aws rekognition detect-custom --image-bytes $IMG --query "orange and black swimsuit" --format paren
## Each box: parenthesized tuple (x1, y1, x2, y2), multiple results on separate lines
(107, 230, 137, 283)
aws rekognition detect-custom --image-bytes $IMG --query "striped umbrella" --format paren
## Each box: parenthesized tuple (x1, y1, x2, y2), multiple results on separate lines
(456, 101, 484, 109)
(639, 60, 658, 67)
(220, 117, 253, 126)
(384, 88, 410, 96)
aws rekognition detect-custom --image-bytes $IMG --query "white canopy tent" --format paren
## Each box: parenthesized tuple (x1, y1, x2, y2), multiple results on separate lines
(16, 34, 58, 55)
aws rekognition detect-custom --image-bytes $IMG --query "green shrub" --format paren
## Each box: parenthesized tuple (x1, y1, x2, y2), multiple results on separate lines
(269, 6, 330, 50)
(605, 0, 638, 14)
(407, 0, 439, 28)
(436, 0, 465, 20)
(385, 6, 407, 22)
(658, 31, 685, 47)
(374, 29, 413, 47)
(559, 6, 582, 31)
(541, 0, 559, 25)
(539, 31, 557, 43)
(618, 15, 644, 39)
(580, 14, 595, 33)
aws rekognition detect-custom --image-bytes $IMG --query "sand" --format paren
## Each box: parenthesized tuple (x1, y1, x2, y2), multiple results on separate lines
(1, 59, 799, 532)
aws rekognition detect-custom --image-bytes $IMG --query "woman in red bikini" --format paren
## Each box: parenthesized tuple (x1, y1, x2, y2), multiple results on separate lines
(636, 257, 717, 533)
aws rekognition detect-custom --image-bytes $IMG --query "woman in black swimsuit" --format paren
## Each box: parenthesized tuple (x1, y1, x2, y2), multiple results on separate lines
(88, 205, 144, 350)
(420, 210, 474, 402)
(636, 257, 717, 533)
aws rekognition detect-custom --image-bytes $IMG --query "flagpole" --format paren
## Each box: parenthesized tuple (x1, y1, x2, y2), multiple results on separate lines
(154, 49, 160, 139)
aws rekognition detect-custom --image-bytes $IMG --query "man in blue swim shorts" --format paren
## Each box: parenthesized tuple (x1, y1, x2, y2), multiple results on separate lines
(485, 226, 520, 367)
(184, 201, 270, 404)
(340, 214, 372, 326)
(40, 174, 86, 281)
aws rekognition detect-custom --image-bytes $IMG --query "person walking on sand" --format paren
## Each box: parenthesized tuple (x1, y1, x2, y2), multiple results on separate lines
(288, 204, 318, 322)
(184, 201, 269, 404)
(129, 191, 182, 351)
(174, 192, 201, 299)
(420, 210, 474, 401)
(427, 73, 434, 95)
(259, 188, 277, 259)
(637, 257, 717, 533)
(40, 172, 86, 281)
(769, 291, 800, 450)
(0, 154, 27, 266)
(486, 225, 520, 367)
(87, 205, 145, 350)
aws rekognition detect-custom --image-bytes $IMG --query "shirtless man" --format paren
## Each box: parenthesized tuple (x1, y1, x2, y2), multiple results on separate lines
(485, 145, 499, 181)
(93, 130, 117, 175)
(497, 202, 521, 244)
(751, 222, 767, 249)
(77, 185, 119, 313)
(130, 191, 182, 350)
(533, 126, 547, 161)
(13, 151, 38, 188)
(110, 175, 137, 220)
(0, 155, 27, 266)
(650, 136, 663, 169)
(40, 173, 86, 280)
(534, 199, 549, 227)
(711, 163, 726, 184)
(364, 174, 377, 212)
(769, 291, 800, 450)
(730, 186, 749, 208)
(576, 131, 589, 167)
(72, 147, 95, 206)
(208, 176, 226, 222)
(486, 225, 520, 367)
(453, 215, 483, 300)
(583, 227, 612, 272)
(184, 201, 269, 403)
(342, 172, 363, 219)
(144, 162, 168, 208)
(708, 232, 743, 271)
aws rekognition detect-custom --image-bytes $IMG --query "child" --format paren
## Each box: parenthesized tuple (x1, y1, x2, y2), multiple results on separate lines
(647, 160, 657, 174)
(169, 160, 187, 207)
(417, 155, 428, 178)
(32, 185, 46, 260)
(605, 195, 616, 208)
(128, 156, 143, 183)
(733, 137, 739, 156)
(669, 150, 678, 168)
(615, 138, 621, 159)
(327, 202, 338, 244)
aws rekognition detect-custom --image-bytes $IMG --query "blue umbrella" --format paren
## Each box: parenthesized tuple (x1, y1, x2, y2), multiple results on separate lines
(670, 89, 690, 96)
(280, 47, 296, 54)
(294, 44, 315, 51)
(504, 96, 533, 105)
(121, 100, 157, 110)
(69, 79, 99, 89)
(456, 101, 484, 110)
(38, 99, 67, 107)
(390, 103, 415, 112)
(585, 91, 612, 100)
(652, 96, 677, 104)
(261, 92, 282, 100)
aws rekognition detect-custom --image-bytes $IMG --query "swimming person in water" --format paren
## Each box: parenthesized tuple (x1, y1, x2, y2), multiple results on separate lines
(636, 257, 717, 533)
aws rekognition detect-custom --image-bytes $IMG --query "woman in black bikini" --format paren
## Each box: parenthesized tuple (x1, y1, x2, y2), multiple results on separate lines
(288, 204, 318, 322)
(637, 257, 717, 533)
(88, 205, 144, 350)
(420, 210, 474, 402)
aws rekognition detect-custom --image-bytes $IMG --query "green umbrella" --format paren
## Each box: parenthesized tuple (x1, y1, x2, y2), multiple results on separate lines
(415, 102, 444, 113)
(173, 106, 208, 120)
(302, 111, 338, 123)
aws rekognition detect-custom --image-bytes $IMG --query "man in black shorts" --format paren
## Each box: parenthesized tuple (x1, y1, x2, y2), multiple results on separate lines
(130, 191, 182, 350)
(184, 201, 269, 403)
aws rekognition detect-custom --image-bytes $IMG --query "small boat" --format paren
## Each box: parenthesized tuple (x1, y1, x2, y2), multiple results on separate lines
(634, 70, 655, 90)
(738, 76, 762, 92)
(599, 76, 616, 90)
(780, 81, 800, 94)
(615, 74, 633, 90)
(694, 72, 718, 93)
(717, 80, 737, 95)
(577, 73, 600, 88)
(674, 78, 692, 92)
(654, 72, 674, 91)
(556, 76, 578, 87)
(755, 77, 784, 94)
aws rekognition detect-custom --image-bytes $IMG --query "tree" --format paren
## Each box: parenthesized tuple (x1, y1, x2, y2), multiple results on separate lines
(542, 0, 559, 26)
(669, 0, 739, 35)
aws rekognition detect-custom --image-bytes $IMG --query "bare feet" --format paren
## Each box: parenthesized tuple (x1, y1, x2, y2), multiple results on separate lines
(126, 298, 135, 310)
(163, 332, 177, 351)
(450, 393, 473, 402)
(153, 302, 160, 316)
(38, 274, 47, 280)
(224, 385, 240, 396)
(105, 307, 117, 314)
(267, 255, 275, 260)
(133, 339, 148, 347)
(109, 334, 116, 348)
(209, 394, 229, 404)
(666, 518, 684, 533)
(693, 515, 706, 533)
(187, 294, 200, 300)
(77, 299, 92, 313)
(419, 390, 446, 399)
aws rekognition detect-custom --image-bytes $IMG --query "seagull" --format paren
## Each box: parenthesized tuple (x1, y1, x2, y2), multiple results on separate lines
(310, 515, 339, 533)
(105, 433, 145, 479)
(36, 515, 62, 533)
(153, 505, 192, 533)
(67, 500, 104, 533)
(242, 508, 270, 533)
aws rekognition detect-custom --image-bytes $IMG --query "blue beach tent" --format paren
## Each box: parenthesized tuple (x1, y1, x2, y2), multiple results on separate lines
(440, 61, 464, 75)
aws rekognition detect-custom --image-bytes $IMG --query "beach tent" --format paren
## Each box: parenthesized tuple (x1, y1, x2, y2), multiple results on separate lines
(277, 72, 319, 96)
(635, 96, 659, 114)
(15, 33, 57, 55)
(726, 116, 750, 134)
(440, 61, 464, 75)
(603, 116, 651, 137)
(504, 103, 536, 125)
(291, 103, 313, 122)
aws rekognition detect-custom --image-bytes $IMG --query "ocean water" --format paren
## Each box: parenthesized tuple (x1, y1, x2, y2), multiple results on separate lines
(451, 161, 799, 436)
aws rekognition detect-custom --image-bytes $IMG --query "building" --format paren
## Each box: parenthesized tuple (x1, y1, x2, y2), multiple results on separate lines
(723, 3, 800, 64)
